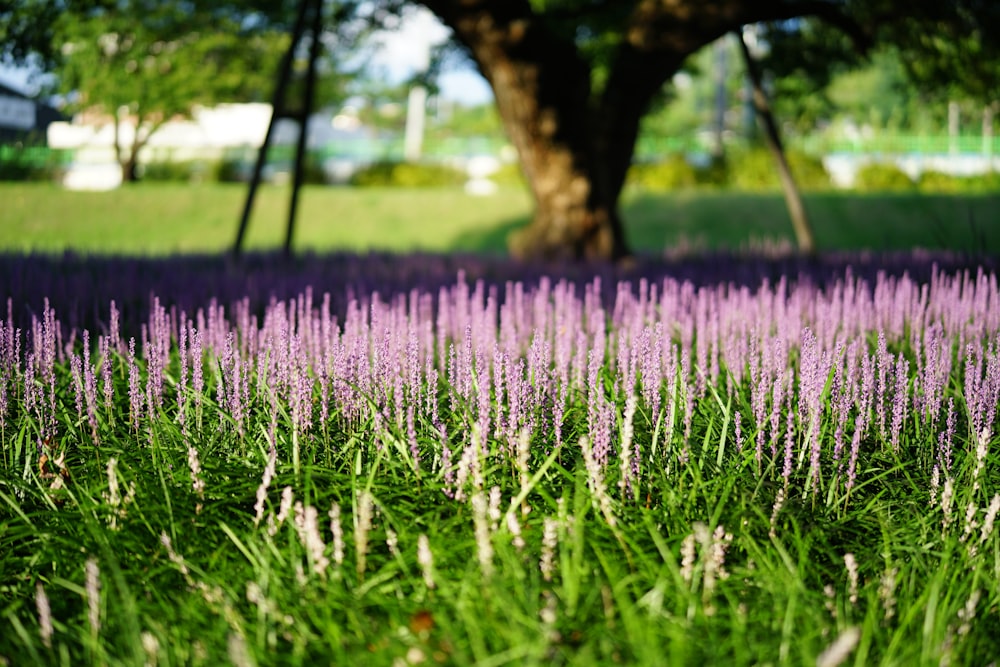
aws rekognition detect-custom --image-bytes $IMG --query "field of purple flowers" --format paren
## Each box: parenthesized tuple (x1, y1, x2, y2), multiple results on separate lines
(1, 251, 999, 665)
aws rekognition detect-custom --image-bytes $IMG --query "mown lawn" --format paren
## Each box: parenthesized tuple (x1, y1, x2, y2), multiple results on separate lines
(2, 182, 999, 255)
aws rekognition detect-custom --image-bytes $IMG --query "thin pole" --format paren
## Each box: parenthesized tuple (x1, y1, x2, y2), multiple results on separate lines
(737, 28, 816, 256)
(285, 0, 323, 258)
(232, 0, 311, 260)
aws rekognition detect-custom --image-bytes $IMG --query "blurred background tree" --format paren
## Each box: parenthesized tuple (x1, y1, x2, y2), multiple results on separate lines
(54, 1, 288, 181)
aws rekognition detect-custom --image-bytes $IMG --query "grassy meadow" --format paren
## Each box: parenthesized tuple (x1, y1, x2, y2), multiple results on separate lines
(2, 182, 1000, 255)
(1, 181, 999, 665)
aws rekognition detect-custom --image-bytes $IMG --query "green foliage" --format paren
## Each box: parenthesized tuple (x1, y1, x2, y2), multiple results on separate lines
(0, 162, 49, 181)
(139, 160, 206, 183)
(627, 149, 829, 192)
(432, 103, 504, 137)
(725, 147, 831, 191)
(54, 4, 285, 117)
(826, 50, 915, 131)
(876, 1, 1000, 104)
(210, 159, 247, 184)
(350, 160, 467, 188)
(760, 19, 861, 133)
(0, 146, 65, 182)
(489, 161, 527, 187)
(628, 155, 699, 191)
(917, 170, 1000, 194)
(853, 163, 916, 192)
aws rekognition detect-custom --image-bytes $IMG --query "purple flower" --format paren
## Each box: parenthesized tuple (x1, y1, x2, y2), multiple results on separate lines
(127, 337, 142, 430)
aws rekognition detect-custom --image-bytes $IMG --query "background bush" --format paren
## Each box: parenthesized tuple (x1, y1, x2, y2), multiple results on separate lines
(626, 149, 830, 192)
(350, 160, 467, 187)
(918, 169, 1000, 193)
(0, 147, 67, 182)
(211, 158, 247, 183)
(853, 162, 915, 192)
(628, 154, 700, 190)
(140, 160, 206, 182)
(489, 161, 527, 187)
(724, 147, 831, 191)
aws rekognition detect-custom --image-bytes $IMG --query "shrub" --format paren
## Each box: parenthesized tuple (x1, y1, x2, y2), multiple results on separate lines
(489, 161, 527, 187)
(301, 156, 329, 185)
(205, 157, 330, 185)
(726, 147, 830, 191)
(0, 161, 42, 181)
(694, 155, 730, 188)
(0, 147, 66, 182)
(628, 154, 699, 190)
(211, 158, 247, 183)
(853, 162, 915, 192)
(140, 160, 204, 182)
(918, 170, 1000, 194)
(350, 160, 467, 188)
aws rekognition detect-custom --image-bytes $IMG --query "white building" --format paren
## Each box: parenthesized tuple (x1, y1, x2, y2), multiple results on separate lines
(48, 103, 376, 190)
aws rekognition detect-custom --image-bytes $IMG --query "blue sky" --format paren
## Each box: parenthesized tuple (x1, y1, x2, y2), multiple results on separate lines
(368, 8, 492, 105)
(0, 7, 493, 105)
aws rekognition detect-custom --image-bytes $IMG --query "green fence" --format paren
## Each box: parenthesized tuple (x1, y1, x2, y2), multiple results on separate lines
(220, 135, 510, 166)
(5, 131, 998, 181)
(635, 133, 1000, 159)
(794, 134, 1000, 156)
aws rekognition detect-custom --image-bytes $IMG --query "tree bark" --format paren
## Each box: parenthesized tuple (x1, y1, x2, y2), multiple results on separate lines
(121, 154, 139, 182)
(424, 1, 630, 261)
(113, 113, 142, 183)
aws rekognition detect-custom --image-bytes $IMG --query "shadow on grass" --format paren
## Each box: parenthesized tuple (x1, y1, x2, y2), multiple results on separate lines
(2, 193, 998, 341)
(453, 191, 1000, 257)
(450, 213, 531, 254)
(2, 245, 997, 345)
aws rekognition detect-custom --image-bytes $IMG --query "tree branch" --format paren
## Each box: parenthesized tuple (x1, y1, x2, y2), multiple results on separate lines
(621, 0, 871, 58)
(790, 1, 873, 56)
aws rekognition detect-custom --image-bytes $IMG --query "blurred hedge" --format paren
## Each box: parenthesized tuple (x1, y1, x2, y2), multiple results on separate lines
(917, 170, 1000, 193)
(140, 160, 205, 182)
(724, 148, 830, 191)
(0, 147, 67, 182)
(853, 163, 915, 192)
(489, 161, 527, 187)
(628, 154, 699, 190)
(627, 148, 830, 192)
(141, 158, 327, 185)
(350, 161, 467, 187)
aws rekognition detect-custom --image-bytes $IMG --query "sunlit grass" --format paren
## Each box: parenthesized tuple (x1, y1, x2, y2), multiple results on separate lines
(2, 182, 998, 256)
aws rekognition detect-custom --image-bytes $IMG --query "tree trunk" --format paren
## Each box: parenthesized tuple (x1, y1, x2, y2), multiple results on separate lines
(425, 1, 631, 261)
(121, 155, 140, 183)
(504, 107, 627, 261)
(488, 45, 629, 261)
(113, 112, 141, 183)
